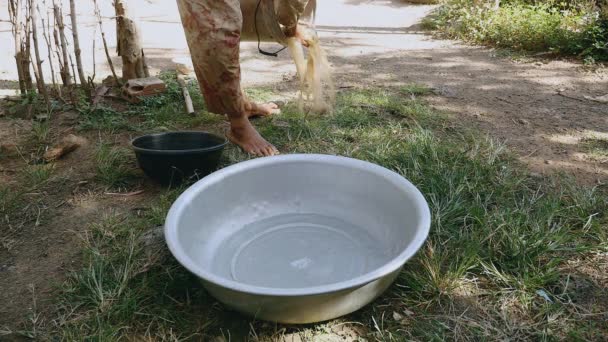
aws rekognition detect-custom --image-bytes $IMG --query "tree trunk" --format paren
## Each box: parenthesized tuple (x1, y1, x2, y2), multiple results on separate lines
(9, 0, 33, 93)
(16, 51, 33, 93)
(69, 0, 87, 87)
(8, 0, 26, 94)
(22, 2, 33, 92)
(114, 0, 149, 80)
(53, 3, 72, 86)
(29, 0, 50, 108)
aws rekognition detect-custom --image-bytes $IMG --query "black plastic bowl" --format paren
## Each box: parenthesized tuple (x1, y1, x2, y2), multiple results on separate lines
(131, 132, 228, 186)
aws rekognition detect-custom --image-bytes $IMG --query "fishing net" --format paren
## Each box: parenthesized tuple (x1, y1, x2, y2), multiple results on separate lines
(287, 28, 335, 114)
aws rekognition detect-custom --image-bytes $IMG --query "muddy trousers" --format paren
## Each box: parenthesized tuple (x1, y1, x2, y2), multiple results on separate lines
(176, 0, 309, 117)
(176, 0, 244, 117)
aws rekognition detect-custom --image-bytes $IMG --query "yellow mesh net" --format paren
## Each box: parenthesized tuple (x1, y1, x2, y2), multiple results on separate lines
(287, 28, 335, 114)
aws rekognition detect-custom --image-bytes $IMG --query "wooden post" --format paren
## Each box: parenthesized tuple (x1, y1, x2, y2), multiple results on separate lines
(69, 0, 88, 88)
(114, 0, 149, 80)
(53, 2, 72, 86)
(29, 0, 50, 109)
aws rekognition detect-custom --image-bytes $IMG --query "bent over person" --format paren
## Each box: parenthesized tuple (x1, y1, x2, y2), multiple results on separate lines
(176, 0, 310, 156)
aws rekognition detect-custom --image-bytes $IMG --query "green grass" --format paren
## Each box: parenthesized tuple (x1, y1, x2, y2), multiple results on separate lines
(77, 105, 135, 132)
(402, 83, 433, 97)
(424, 0, 608, 61)
(29, 121, 50, 146)
(76, 71, 219, 133)
(16, 88, 608, 340)
(0, 188, 21, 251)
(95, 143, 139, 191)
(1, 163, 56, 251)
(22, 163, 54, 186)
(581, 137, 608, 160)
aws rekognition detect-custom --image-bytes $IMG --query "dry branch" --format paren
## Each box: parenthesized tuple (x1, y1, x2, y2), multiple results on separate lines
(93, 0, 120, 85)
(40, 2, 58, 93)
(29, 0, 51, 110)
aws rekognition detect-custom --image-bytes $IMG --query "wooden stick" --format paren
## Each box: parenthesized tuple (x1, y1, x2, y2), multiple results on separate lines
(36, 1, 57, 90)
(88, 24, 97, 87)
(69, 0, 87, 88)
(53, 2, 72, 86)
(29, 0, 51, 111)
(177, 75, 195, 115)
(68, 53, 77, 86)
(93, 0, 120, 85)
(142, 49, 150, 77)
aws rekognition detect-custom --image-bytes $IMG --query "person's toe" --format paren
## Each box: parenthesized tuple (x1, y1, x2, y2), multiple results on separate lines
(254, 144, 267, 156)
(269, 145, 279, 155)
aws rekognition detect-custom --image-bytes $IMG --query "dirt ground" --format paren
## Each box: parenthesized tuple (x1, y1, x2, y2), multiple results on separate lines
(0, 114, 157, 334)
(1, 0, 607, 337)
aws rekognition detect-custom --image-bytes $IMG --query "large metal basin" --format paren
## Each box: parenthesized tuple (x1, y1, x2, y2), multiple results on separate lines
(164, 154, 431, 324)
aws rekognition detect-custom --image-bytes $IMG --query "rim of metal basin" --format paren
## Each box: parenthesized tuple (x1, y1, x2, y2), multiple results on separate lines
(130, 131, 228, 155)
(164, 154, 431, 297)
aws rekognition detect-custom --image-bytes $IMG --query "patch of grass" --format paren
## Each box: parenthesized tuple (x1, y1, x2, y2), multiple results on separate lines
(244, 87, 276, 103)
(77, 71, 219, 133)
(0, 178, 52, 251)
(0, 185, 22, 226)
(77, 105, 134, 132)
(138, 101, 222, 132)
(53, 188, 219, 340)
(581, 137, 608, 160)
(402, 83, 433, 96)
(29, 121, 50, 146)
(137, 71, 199, 109)
(0, 188, 21, 251)
(94, 143, 139, 190)
(44, 88, 608, 340)
(22, 163, 54, 186)
(425, 0, 608, 61)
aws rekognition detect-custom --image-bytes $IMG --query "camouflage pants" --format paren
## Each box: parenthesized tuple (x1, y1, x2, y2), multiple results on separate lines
(176, 0, 309, 118)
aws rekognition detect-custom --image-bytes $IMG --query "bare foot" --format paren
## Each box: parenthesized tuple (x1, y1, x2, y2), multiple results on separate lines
(245, 101, 280, 119)
(227, 117, 278, 156)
